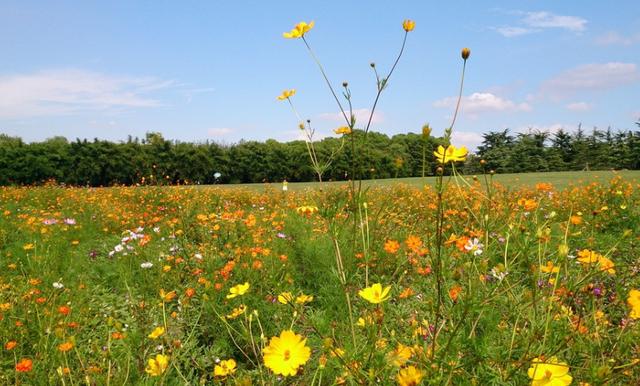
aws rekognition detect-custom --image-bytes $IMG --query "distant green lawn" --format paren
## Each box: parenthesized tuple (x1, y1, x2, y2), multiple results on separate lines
(208, 170, 640, 192)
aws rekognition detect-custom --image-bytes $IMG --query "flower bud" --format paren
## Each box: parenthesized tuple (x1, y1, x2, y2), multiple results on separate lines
(421, 124, 432, 138)
(342, 81, 348, 88)
(370, 62, 376, 68)
(402, 19, 415, 32)
(480, 159, 486, 165)
(461, 47, 471, 60)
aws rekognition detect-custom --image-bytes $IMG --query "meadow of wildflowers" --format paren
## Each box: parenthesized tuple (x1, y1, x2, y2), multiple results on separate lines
(1, 19, 640, 386)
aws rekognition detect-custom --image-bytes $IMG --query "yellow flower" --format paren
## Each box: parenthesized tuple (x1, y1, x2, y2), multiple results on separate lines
(214, 359, 237, 377)
(148, 326, 165, 339)
(296, 205, 318, 215)
(263, 330, 311, 376)
(334, 126, 352, 135)
(295, 294, 314, 304)
(597, 256, 615, 275)
(277, 89, 296, 101)
(577, 249, 599, 264)
(145, 354, 169, 377)
(540, 261, 559, 274)
(527, 357, 572, 386)
(402, 19, 415, 32)
(359, 283, 391, 304)
(227, 282, 250, 299)
(627, 289, 640, 319)
(397, 365, 425, 386)
(226, 304, 247, 319)
(387, 343, 412, 367)
(283, 21, 314, 39)
(278, 292, 294, 304)
(58, 341, 74, 352)
(433, 145, 468, 164)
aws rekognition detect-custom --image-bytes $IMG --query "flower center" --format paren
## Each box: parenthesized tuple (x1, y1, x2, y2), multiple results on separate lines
(544, 369, 553, 379)
(284, 350, 291, 361)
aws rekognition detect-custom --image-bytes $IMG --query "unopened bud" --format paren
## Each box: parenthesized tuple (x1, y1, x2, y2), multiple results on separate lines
(342, 81, 348, 88)
(370, 62, 376, 68)
(421, 124, 432, 138)
(480, 159, 486, 165)
(461, 47, 471, 60)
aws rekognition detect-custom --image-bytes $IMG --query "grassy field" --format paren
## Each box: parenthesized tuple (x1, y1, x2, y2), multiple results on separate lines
(213, 170, 640, 192)
(1, 171, 640, 384)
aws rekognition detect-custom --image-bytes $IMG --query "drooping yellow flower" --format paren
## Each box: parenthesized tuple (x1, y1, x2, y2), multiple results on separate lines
(402, 19, 415, 32)
(263, 330, 311, 376)
(627, 289, 640, 319)
(226, 304, 247, 319)
(148, 326, 165, 339)
(527, 357, 572, 386)
(277, 89, 296, 101)
(397, 365, 425, 386)
(433, 145, 468, 164)
(295, 294, 314, 304)
(145, 354, 169, 377)
(214, 358, 237, 377)
(334, 126, 352, 135)
(278, 292, 294, 304)
(296, 205, 318, 215)
(283, 21, 314, 39)
(359, 283, 391, 304)
(226, 282, 250, 299)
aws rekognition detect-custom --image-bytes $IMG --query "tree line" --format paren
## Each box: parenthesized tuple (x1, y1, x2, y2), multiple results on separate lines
(0, 123, 638, 186)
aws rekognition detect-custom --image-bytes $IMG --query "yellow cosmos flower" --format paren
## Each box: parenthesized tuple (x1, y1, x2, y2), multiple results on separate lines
(577, 249, 599, 264)
(402, 19, 415, 32)
(387, 343, 412, 367)
(226, 304, 247, 319)
(397, 365, 425, 386)
(627, 289, 640, 319)
(296, 205, 319, 215)
(334, 126, 352, 135)
(295, 294, 314, 304)
(226, 282, 250, 299)
(214, 358, 237, 377)
(527, 357, 572, 386)
(433, 145, 468, 164)
(283, 21, 314, 39)
(359, 283, 391, 304)
(145, 354, 169, 377)
(148, 326, 165, 339)
(263, 330, 311, 376)
(540, 261, 559, 274)
(278, 292, 294, 304)
(277, 89, 296, 101)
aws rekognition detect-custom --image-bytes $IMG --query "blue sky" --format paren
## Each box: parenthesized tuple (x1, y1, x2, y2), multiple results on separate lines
(1, 1, 639, 149)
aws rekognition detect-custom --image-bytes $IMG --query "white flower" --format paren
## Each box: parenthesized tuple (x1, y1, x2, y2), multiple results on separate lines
(140, 262, 153, 269)
(464, 238, 484, 256)
(53, 282, 64, 289)
(114, 244, 124, 253)
(153, 227, 160, 233)
(194, 253, 203, 260)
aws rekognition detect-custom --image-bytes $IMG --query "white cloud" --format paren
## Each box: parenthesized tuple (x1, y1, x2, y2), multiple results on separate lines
(207, 127, 234, 137)
(0, 69, 170, 118)
(595, 31, 640, 46)
(433, 92, 532, 114)
(565, 102, 592, 112)
(494, 10, 587, 37)
(495, 26, 536, 37)
(540, 62, 639, 99)
(318, 108, 383, 126)
(522, 11, 587, 32)
(451, 131, 484, 151)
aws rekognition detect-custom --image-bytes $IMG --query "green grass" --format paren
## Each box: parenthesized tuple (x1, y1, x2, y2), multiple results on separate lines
(210, 170, 640, 192)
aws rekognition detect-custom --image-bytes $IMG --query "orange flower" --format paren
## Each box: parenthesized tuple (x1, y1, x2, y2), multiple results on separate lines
(405, 235, 422, 252)
(16, 358, 33, 372)
(58, 305, 71, 316)
(517, 198, 537, 211)
(384, 239, 400, 254)
(58, 341, 74, 352)
(5, 340, 17, 350)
